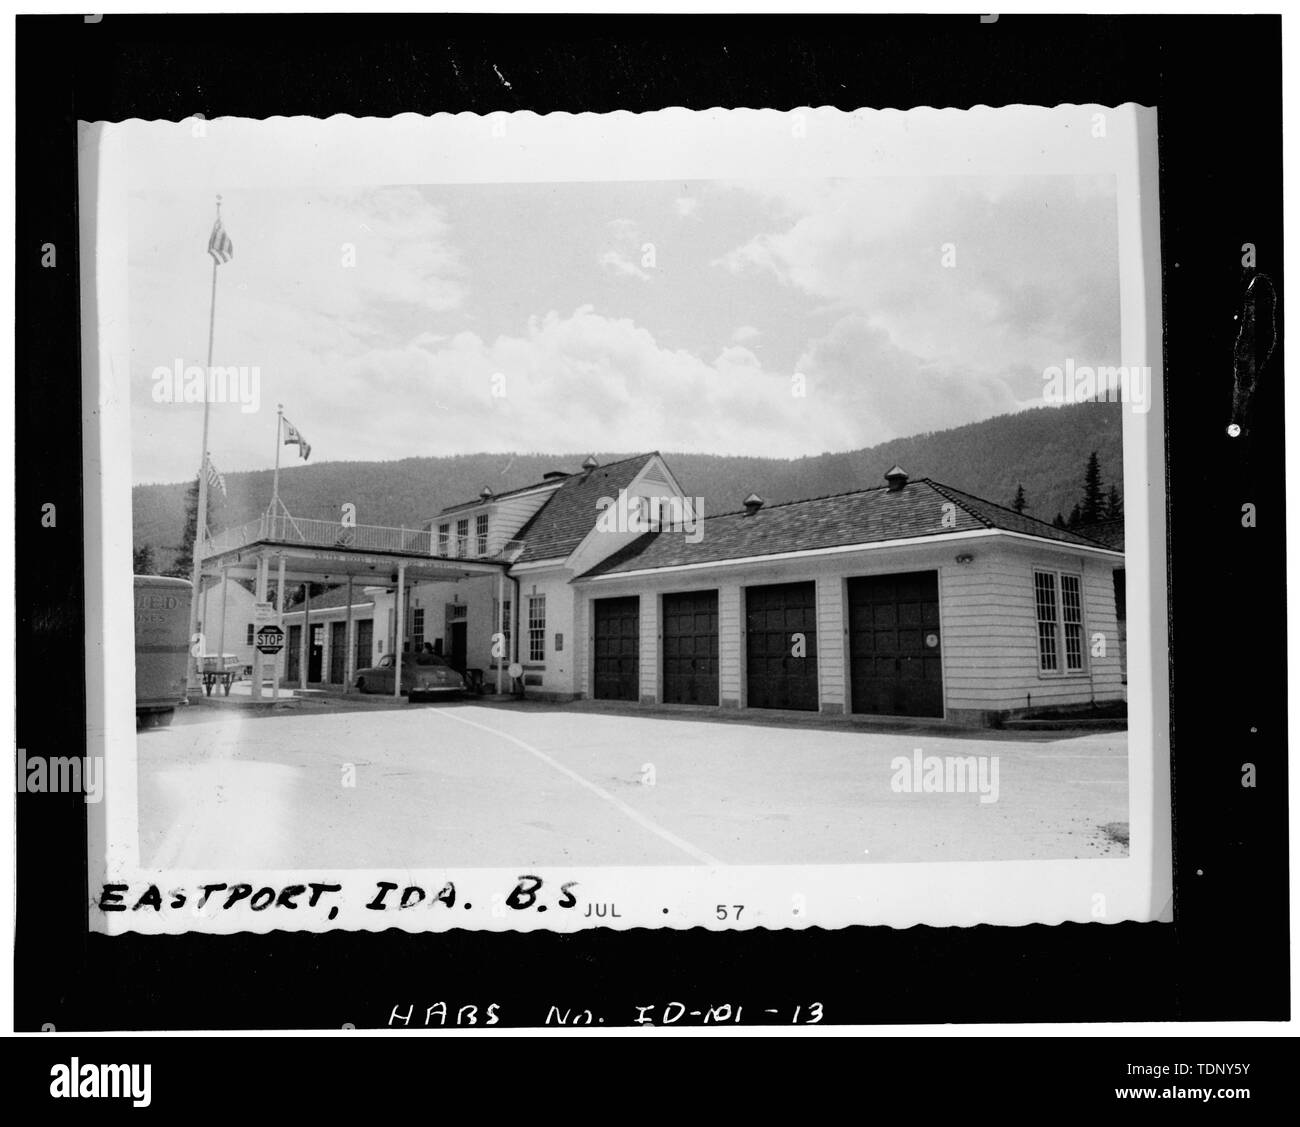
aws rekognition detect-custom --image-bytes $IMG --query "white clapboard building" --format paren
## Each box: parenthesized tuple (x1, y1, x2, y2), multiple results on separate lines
(283, 454, 1125, 726)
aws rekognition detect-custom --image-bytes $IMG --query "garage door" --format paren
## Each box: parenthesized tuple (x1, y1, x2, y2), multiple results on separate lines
(745, 581, 818, 711)
(662, 590, 718, 705)
(848, 571, 943, 718)
(593, 596, 640, 701)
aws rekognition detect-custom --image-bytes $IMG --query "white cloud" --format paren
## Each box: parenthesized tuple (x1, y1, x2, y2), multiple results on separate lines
(242, 307, 864, 467)
(715, 176, 1120, 397)
(794, 313, 1021, 441)
(599, 249, 651, 282)
(599, 217, 653, 281)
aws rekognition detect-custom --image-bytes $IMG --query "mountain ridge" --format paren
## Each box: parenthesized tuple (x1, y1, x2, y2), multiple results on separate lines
(133, 401, 1124, 570)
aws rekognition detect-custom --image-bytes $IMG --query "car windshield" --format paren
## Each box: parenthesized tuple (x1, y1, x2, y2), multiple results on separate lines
(409, 653, 449, 666)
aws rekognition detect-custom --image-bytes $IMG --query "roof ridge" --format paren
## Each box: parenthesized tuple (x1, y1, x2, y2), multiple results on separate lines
(578, 451, 660, 472)
(920, 478, 997, 529)
(925, 477, 1110, 543)
(434, 452, 660, 517)
(706, 481, 894, 518)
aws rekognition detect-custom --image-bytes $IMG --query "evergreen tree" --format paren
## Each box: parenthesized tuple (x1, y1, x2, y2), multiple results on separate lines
(1106, 484, 1123, 520)
(1052, 512, 1067, 529)
(1067, 502, 1083, 529)
(1011, 483, 1027, 514)
(1082, 451, 1104, 524)
(132, 544, 157, 575)
(162, 476, 219, 577)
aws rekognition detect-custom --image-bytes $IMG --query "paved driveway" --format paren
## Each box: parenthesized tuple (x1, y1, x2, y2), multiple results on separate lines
(137, 702, 1129, 869)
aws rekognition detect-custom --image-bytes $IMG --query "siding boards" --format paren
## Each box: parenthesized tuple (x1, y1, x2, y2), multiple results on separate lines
(719, 584, 742, 705)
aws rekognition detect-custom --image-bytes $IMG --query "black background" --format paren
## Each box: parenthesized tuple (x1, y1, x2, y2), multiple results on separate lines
(14, 11, 1287, 1048)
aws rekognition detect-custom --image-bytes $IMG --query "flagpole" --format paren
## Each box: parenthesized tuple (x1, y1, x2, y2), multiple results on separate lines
(186, 195, 222, 691)
(270, 403, 283, 529)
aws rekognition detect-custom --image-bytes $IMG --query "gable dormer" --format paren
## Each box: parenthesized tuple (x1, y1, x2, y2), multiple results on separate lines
(566, 453, 695, 576)
(427, 477, 565, 560)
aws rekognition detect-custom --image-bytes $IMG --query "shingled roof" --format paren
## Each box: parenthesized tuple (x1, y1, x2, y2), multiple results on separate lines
(1071, 518, 1125, 551)
(434, 475, 567, 517)
(578, 477, 1120, 578)
(285, 585, 376, 612)
(514, 453, 661, 563)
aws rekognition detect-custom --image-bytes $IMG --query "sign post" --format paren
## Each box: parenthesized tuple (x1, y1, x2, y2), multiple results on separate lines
(255, 623, 285, 700)
(254, 603, 280, 699)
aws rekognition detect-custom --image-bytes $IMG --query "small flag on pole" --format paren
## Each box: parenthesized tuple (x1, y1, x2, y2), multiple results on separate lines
(283, 418, 312, 461)
(207, 215, 234, 265)
(205, 454, 227, 498)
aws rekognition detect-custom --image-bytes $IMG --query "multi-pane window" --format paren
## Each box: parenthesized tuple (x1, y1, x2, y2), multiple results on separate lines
(246, 623, 255, 646)
(493, 597, 512, 662)
(528, 595, 546, 662)
(476, 513, 489, 557)
(1060, 574, 1084, 671)
(456, 518, 470, 557)
(437, 523, 450, 556)
(1034, 570, 1086, 674)
(1034, 571, 1059, 672)
(411, 608, 424, 649)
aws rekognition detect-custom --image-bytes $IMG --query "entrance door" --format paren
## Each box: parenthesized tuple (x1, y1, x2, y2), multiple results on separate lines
(745, 581, 818, 710)
(662, 590, 718, 705)
(286, 625, 301, 682)
(593, 596, 640, 701)
(848, 571, 943, 718)
(308, 624, 324, 682)
(329, 622, 347, 683)
(354, 619, 373, 675)
(448, 620, 468, 672)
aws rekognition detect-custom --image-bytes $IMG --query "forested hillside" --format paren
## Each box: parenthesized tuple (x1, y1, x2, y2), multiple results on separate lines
(134, 401, 1124, 571)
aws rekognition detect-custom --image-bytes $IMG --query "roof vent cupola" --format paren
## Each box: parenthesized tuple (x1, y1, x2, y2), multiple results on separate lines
(884, 465, 909, 492)
(581, 455, 600, 472)
(743, 493, 764, 516)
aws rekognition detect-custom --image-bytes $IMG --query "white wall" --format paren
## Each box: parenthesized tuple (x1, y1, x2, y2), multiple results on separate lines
(941, 543, 1124, 714)
(571, 534, 1125, 721)
(197, 577, 259, 673)
(514, 566, 577, 697)
(406, 575, 504, 673)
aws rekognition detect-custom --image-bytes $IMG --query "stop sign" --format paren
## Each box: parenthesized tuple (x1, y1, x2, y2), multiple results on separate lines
(255, 624, 285, 654)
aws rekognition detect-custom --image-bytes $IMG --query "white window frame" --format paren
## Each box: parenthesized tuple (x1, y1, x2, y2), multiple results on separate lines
(456, 517, 470, 558)
(411, 607, 424, 648)
(437, 523, 450, 555)
(527, 595, 546, 664)
(476, 512, 489, 557)
(1033, 568, 1087, 676)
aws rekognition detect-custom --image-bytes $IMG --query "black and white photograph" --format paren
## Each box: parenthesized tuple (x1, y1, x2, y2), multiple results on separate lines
(9, 0, 1293, 1080)
(78, 104, 1169, 933)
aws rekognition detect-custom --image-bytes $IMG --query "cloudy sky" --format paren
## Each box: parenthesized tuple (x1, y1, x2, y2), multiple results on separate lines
(127, 173, 1119, 483)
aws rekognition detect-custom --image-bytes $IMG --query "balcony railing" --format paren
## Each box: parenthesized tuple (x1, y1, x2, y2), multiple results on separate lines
(202, 513, 528, 563)
(203, 513, 432, 558)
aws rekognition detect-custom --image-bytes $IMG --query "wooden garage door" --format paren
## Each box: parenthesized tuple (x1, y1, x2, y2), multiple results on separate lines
(848, 571, 943, 718)
(593, 596, 640, 701)
(662, 590, 718, 705)
(745, 581, 818, 711)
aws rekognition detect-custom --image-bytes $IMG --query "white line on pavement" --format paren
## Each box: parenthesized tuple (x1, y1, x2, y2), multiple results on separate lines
(430, 708, 725, 867)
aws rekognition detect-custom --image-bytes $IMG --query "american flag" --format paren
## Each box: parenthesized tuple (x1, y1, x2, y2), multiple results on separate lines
(205, 455, 227, 498)
(207, 215, 234, 265)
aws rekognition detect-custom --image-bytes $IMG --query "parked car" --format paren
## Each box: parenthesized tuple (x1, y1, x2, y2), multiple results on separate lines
(354, 652, 466, 700)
